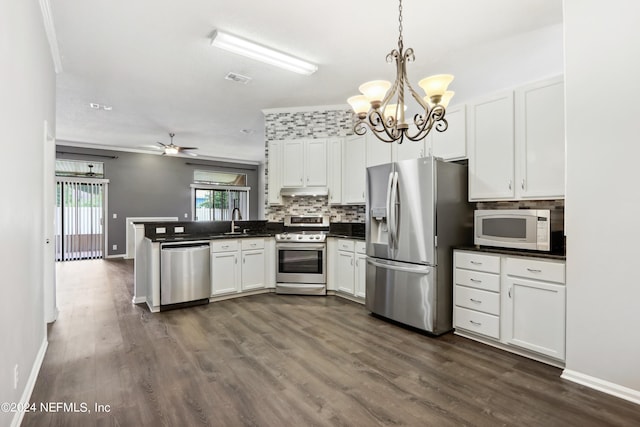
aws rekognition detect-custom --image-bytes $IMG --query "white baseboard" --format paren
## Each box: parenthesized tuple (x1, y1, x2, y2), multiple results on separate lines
(105, 254, 126, 259)
(132, 296, 146, 304)
(11, 338, 48, 427)
(561, 369, 640, 405)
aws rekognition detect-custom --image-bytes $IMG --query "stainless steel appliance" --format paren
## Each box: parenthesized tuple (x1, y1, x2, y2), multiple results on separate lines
(474, 209, 564, 253)
(160, 241, 210, 310)
(275, 215, 329, 295)
(365, 157, 472, 335)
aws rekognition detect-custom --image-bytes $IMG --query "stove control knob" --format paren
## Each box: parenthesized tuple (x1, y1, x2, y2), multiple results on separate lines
(286, 235, 292, 240)
(297, 235, 303, 240)
(315, 236, 320, 240)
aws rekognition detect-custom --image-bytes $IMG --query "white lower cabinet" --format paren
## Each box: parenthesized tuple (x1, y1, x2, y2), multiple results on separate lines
(211, 239, 266, 296)
(454, 249, 566, 365)
(332, 239, 366, 301)
(502, 257, 566, 360)
(211, 241, 241, 296)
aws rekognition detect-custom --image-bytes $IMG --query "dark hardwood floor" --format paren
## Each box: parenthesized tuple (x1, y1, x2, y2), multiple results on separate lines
(23, 259, 639, 426)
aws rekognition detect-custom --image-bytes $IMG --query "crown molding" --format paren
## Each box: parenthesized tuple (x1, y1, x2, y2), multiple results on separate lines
(39, 0, 63, 74)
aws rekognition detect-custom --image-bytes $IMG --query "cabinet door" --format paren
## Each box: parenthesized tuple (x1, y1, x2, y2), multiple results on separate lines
(468, 91, 515, 200)
(211, 251, 240, 295)
(342, 135, 366, 204)
(366, 133, 392, 167)
(515, 76, 565, 199)
(241, 249, 265, 291)
(502, 276, 566, 360)
(336, 250, 355, 294)
(355, 254, 367, 298)
(267, 141, 283, 205)
(282, 140, 305, 187)
(327, 138, 342, 205)
(305, 139, 328, 186)
(432, 104, 467, 160)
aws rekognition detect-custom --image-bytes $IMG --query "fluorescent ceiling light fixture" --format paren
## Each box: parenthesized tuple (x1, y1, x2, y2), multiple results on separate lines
(211, 30, 318, 76)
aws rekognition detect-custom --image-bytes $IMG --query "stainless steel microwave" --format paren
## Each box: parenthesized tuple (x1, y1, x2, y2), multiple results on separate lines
(474, 209, 563, 252)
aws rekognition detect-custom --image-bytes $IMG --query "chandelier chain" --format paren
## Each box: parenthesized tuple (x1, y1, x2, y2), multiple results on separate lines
(398, 0, 403, 46)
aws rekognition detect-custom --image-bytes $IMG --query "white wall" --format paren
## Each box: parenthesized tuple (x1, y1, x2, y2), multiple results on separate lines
(0, 1, 56, 426)
(564, 0, 640, 402)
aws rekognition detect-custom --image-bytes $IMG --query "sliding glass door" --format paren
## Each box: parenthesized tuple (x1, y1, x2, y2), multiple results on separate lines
(55, 179, 106, 261)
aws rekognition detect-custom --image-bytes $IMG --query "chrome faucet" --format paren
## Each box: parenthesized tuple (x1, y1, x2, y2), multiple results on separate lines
(231, 207, 242, 233)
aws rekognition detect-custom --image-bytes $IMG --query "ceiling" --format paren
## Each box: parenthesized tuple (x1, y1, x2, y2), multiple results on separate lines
(51, 0, 563, 163)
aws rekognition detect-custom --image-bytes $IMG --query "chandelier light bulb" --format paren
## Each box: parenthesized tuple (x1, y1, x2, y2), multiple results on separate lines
(359, 80, 392, 108)
(347, 95, 371, 118)
(419, 74, 455, 103)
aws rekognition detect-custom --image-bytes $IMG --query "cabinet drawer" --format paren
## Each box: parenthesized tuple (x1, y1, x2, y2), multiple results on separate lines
(455, 251, 500, 274)
(455, 285, 500, 315)
(241, 238, 265, 250)
(337, 239, 355, 252)
(505, 257, 565, 284)
(210, 240, 239, 252)
(355, 241, 366, 254)
(454, 307, 500, 339)
(455, 268, 500, 292)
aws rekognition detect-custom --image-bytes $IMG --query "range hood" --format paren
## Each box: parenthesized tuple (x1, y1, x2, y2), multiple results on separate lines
(280, 187, 329, 197)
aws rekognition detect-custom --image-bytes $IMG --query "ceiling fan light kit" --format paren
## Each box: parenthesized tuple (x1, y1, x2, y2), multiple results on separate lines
(157, 133, 198, 156)
(347, 0, 455, 144)
(211, 29, 318, 76)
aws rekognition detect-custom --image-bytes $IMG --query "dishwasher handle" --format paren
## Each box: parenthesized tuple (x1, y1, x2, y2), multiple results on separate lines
(161, 242, 210, 250)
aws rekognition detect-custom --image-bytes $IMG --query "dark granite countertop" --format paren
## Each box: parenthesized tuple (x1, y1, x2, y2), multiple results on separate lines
(152, 232, 275, 243)
(454, 246, 566, 261)
(327, 234, 366, 241)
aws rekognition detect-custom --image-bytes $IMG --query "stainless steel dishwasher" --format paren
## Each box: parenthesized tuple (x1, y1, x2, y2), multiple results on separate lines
(160, 241, 210, 310)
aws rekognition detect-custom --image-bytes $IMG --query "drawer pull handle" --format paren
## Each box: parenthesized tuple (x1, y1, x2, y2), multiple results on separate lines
(469, 320, 482, 326)
(470, 278, 482, 283)
(470, 261, 482, 265)
(526, 268, 542, 273)
(470, 298, 482, 304)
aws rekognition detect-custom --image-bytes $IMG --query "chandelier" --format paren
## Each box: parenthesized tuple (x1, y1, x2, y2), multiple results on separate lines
(347, 0, 454, 144)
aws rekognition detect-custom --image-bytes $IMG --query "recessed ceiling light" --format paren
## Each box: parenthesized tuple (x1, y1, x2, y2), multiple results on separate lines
(211, 30, 318, 76)
(225, 72, 252, 84)
(89, 102, 112, 111)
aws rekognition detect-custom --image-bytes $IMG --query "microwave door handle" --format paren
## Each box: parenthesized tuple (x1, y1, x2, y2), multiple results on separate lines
(391, 171, 399, 250)
(386, 171, 394, 249)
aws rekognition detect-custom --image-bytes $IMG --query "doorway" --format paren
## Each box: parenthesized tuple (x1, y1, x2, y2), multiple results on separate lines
(55, 179, 107, 261)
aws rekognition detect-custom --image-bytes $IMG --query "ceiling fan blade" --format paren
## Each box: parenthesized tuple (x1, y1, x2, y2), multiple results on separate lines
(179, 147, 198, 151)
(156, 142, 167, 147)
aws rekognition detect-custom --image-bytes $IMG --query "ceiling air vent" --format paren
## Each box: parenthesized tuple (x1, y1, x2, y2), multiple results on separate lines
(225, 72, 252, 84)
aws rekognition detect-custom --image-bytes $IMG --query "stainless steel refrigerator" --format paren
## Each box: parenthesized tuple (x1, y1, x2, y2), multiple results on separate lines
(365, 156, 472, 335)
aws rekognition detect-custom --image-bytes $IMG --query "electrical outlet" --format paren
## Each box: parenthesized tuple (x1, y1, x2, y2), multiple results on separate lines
(112, 244, 117, 251)
(184, 213, 188, 218)
(112, 213, 117, 219)
(14, 364, 18, 389)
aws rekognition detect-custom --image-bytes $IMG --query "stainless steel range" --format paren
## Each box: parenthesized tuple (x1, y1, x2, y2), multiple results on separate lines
(275, 215, 329, 295)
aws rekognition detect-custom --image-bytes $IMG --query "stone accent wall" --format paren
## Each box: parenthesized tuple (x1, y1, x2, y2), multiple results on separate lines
(264, 106, 366, 222)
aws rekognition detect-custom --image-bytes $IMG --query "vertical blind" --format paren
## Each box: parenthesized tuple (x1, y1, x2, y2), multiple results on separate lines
(56, 179, 106, 261)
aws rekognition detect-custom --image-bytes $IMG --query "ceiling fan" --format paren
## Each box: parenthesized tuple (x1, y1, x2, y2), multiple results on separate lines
(156, 133, 198, 156)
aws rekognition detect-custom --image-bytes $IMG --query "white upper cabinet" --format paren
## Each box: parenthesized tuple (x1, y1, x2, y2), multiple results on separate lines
(366, 133, 392, 167)
(468, 91, 516, 200)
(468, 76, 566, 201)
(430, 104, 467, 161)
(305, 139, 328, 186)
(342, 135, 366, 204)
(327, 137, 343, 205)
(515, 76, 565, 199)
(281, 139, 327, 188)
(267, 141, 283, 205)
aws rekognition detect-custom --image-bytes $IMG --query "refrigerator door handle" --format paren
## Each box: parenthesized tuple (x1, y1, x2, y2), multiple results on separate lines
(390, 171, 399, 249)
(386, 171, 395, 249)
(366, 257, 431, 274)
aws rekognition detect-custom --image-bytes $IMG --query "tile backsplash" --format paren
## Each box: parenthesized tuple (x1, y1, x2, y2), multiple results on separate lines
(264, 106, 365, 223)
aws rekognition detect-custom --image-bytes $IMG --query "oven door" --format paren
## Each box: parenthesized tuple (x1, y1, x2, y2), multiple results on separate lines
(276, 243, 326, 284)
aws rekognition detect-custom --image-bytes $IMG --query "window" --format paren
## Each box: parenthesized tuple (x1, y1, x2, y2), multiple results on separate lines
(55, 159, 104, 178)
(191, 170, 249, 221)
